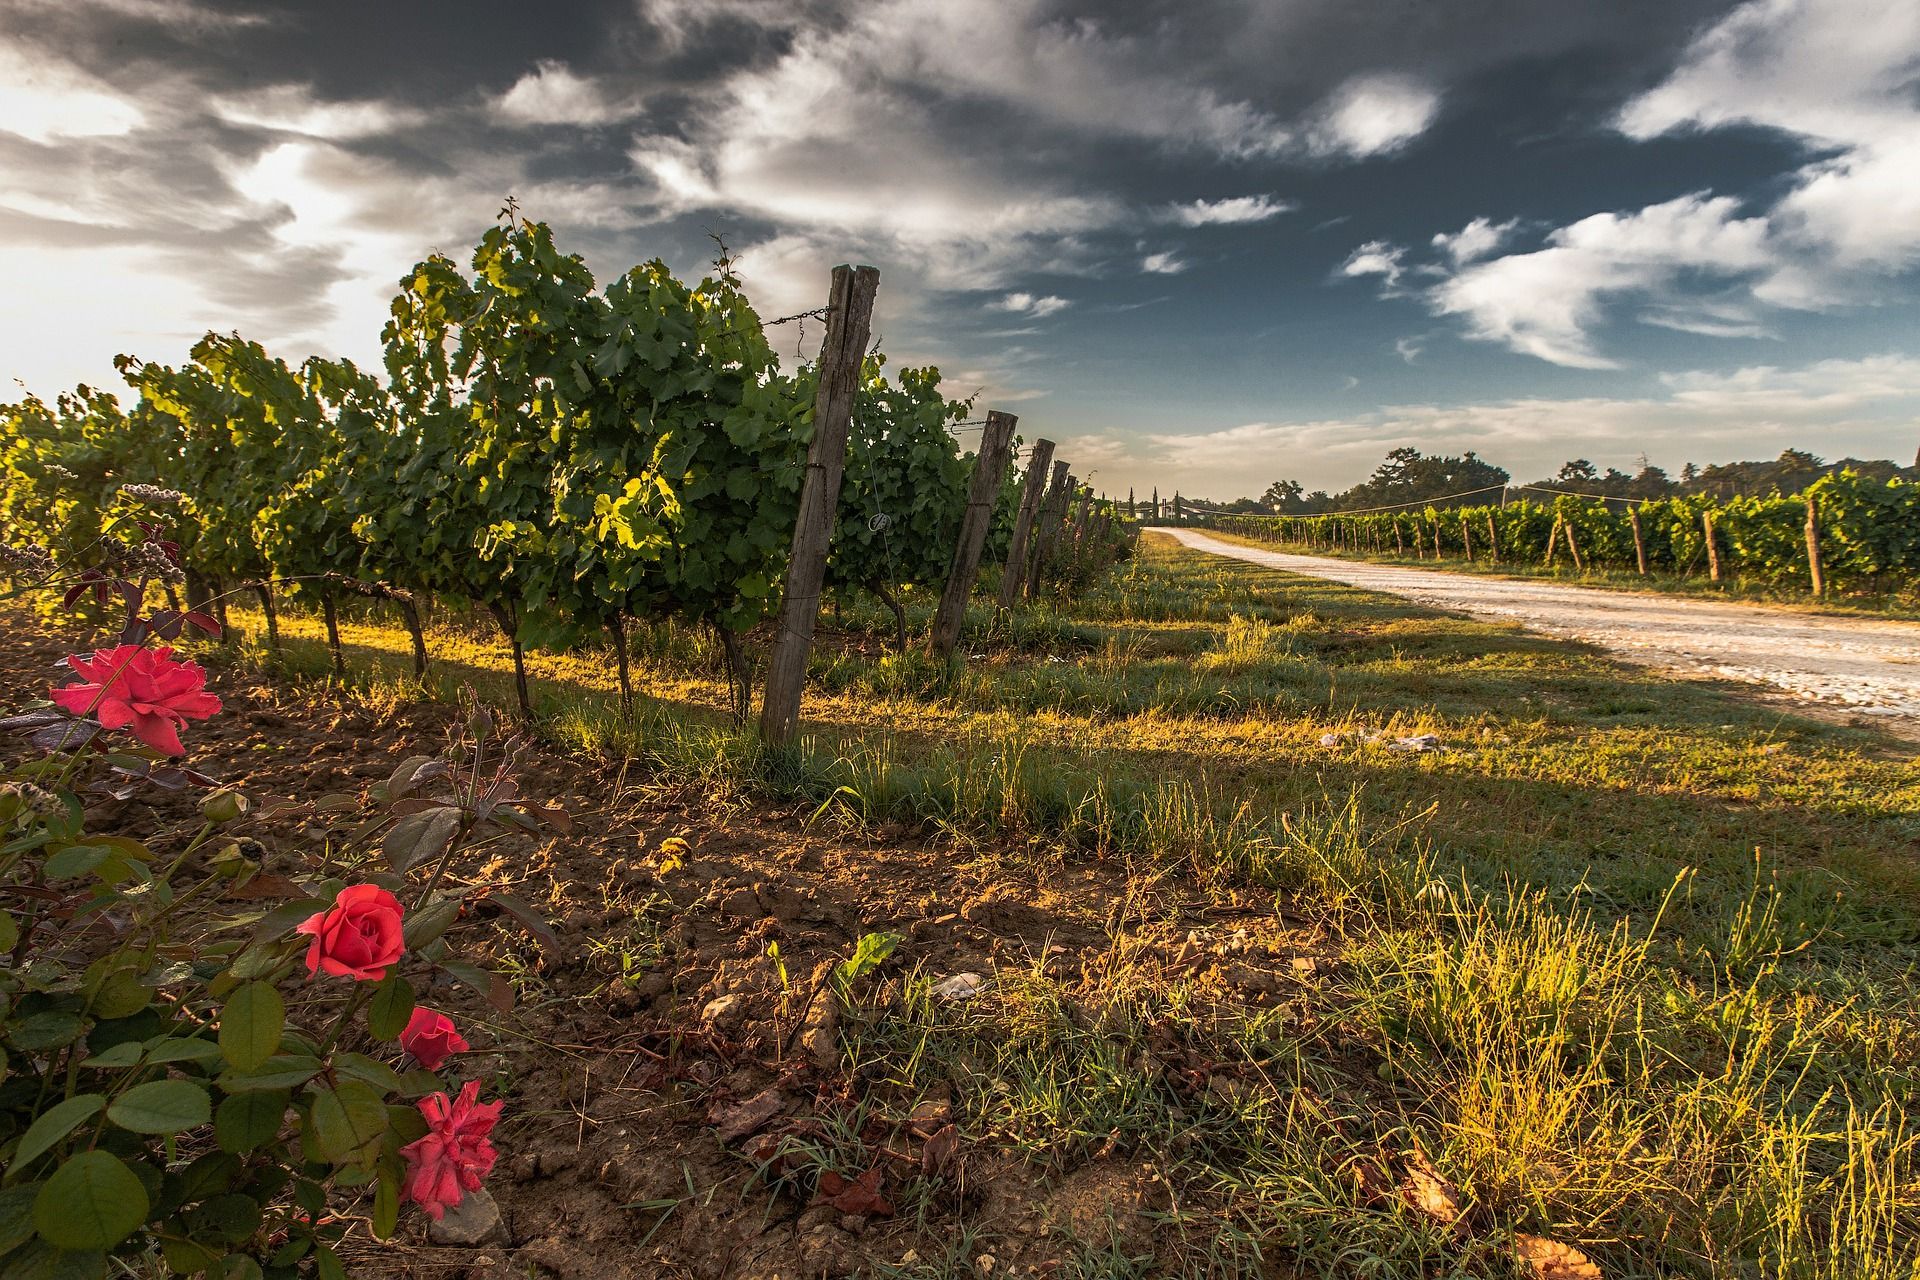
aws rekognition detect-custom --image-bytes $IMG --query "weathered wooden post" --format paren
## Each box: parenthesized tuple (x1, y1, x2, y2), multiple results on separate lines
(1393, 520, 1405, 556)
(1459, 512, 1474, 563)
(1565, 519, 1586, 573)
(1804, 493, 1825, 597)
(759, 264, 880, 748)
(1485, 511, 1500, 563)
(931, 411, 1017, 659)
(1024, 462, 1072, 600)
(1431, 519, 1442, 561)
(1702, 510, 1722, 583)
(996, 439, 1055, 607)
(1629, 506, 1649, 576)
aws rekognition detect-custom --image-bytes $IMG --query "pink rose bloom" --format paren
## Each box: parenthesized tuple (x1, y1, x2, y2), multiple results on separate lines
(401, 1007, 468, 1070)
(51, 644, 221, 756)
(400, 1080, 502, 1219)
(295, 885, 405, 981)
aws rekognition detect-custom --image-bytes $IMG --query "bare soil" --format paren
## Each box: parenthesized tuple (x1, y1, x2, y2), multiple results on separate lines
(7, 620, 1316, 1280)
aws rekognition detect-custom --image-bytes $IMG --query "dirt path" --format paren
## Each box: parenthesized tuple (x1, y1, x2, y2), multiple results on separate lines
(1161, 528, 1920, 732)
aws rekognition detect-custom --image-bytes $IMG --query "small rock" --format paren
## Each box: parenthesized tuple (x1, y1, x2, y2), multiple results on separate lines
(628, 971, 671, 999)
(796, 991, 840, 1069)
(429, 1187, 504, 1246)
(931, 972, 986, 1001)
(702, 994, 749, 1031)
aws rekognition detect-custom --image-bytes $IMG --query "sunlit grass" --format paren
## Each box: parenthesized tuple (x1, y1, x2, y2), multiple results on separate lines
(206, 533, 1920, 1277)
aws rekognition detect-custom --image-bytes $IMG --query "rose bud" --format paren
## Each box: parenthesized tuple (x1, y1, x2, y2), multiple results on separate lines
(209, 840, 258, 880)
(200, 787, 250, 824)
(401, 1007, 469, 1070)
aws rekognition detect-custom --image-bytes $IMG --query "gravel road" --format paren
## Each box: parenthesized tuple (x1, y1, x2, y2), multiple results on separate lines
(1160, 528, 1920, 732)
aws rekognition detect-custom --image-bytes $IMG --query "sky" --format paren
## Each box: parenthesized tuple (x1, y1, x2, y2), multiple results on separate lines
(2, 0, 1918, 499)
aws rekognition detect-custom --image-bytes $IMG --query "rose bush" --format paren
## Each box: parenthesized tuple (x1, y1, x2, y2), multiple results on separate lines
(0, 518, 564, 1277)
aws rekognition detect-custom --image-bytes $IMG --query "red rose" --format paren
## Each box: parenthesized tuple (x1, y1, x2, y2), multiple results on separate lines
(401, 1081, 502, 1219)
(296, 884, 405, 981)
(401, 1007, 468, 1070)
(51, 644, 221, 755)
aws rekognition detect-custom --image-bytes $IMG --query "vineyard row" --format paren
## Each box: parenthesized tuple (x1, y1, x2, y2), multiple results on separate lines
(1200, 475, 1920, 596)
(0, 217, 1134, 732)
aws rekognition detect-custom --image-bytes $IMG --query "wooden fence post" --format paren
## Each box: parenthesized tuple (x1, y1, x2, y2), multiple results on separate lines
(1565, 520, 1586, 573)
(1629, 506, 1649, 576)
(1485, 511, 1499, 563)
(1393, 520, 1405, 556)
(1431, 519, 1442, 560)
(931, 411, 1017, 659)
(996, 438, 1055, 608)
(758, 264, 880, 748)
(1702, 510, 1722, 583)
(1460, 512, 1474, 563)
(1544, 515, 1562, 567)
(1025, 462, 1072, 600)
(1804, 494, 1825, 597)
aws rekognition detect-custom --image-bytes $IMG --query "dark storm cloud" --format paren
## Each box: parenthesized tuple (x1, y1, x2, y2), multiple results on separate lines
(3, 0, 1916, 494)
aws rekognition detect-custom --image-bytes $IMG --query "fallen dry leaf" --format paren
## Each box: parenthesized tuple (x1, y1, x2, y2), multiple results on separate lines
(710, 1087, 786, 1142)
(921, 1122, 960, 1176)
(1399, 1148, 1464, 1225)
(815, 1165, 893, 1218)
(1513, 1234, 1602, 1279)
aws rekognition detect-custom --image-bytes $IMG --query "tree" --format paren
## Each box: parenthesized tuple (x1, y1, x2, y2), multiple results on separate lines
(1557, 459, 1600, 484)
(1262, 479, 1305, 511)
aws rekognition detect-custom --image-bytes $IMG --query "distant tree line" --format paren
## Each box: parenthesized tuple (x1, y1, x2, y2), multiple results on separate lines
(1146, 446, 1920, 517)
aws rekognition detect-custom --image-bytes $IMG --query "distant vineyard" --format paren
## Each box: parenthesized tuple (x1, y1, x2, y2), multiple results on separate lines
(1205, 473, 1920, 596)
(0, 216, 1132, 717)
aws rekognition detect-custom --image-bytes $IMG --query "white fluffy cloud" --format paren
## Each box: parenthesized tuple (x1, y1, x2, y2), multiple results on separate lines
(1166, 194, 1296, 226)
(1348, 0, 1920, 368)
(1340, 240, 1407, 288)
(1431, 194, 1774, 368)
(1141, 252, 1187, 275)
(0, 43, 143, 143)
(992, 292, 1071, 318)
(1125, 352, 1920, 495)
(1431, 216, 1518, 266)
(493, 60, 643, 127)
(1305, 74, 1441, 157)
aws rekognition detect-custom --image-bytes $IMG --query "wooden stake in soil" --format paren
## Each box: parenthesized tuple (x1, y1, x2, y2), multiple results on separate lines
(1564, 520, 1586, 573)
(759, 264, 880, 748)
(996, 438, 1055, 608)
(1459, 513, 1474, 563)
(1485, 511, 1500, 563)
(932, 410, 1017, 659)
(1702, 509, 1722, 583)
(320, 592, 346, 679)
(1024, 461, 1073, 600)
(1394, 520, 1405, 556)
(1804, 494, 1825, 597)
(1544, 516, 1562, 567)
(1432, 518, 1442, 561)
(1629, 506, 1649, 576)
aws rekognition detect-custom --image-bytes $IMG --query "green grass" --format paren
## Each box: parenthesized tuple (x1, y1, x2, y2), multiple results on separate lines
(208, 533, 1920, 1277)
